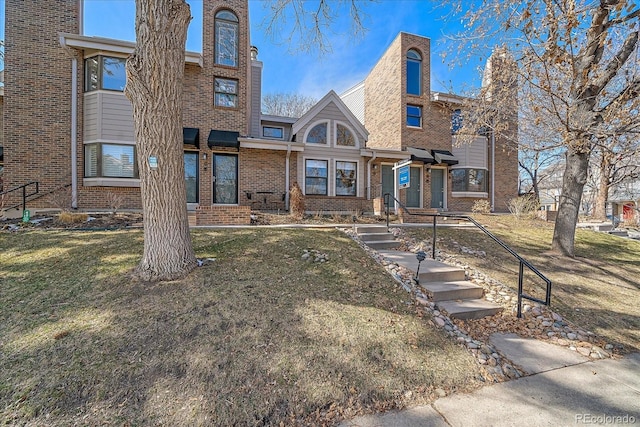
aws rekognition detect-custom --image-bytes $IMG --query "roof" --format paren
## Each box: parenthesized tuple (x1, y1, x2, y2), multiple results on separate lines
(291, 90, 368, 140)
(58, 33, 203, 67)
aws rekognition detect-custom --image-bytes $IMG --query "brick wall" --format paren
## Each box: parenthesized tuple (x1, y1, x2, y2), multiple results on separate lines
(196, 204, 251, 225)
(3, 0, 79, 208)
(304, 195, 372, 214)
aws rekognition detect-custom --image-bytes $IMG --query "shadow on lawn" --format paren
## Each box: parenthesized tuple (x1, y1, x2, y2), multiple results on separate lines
(1, 228, 480, 425)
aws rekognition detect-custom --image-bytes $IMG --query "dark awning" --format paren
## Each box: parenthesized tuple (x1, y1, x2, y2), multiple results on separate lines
(208, 130, 240, 149)
(432, 150, 459, 165)
(406, 147, 435, 164)
(183, 127, 199, 147)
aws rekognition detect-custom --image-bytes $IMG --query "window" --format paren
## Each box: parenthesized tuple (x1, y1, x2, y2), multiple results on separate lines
(214, 78, 238, 108)
(184, 152, 199, 204)
(452, 168, 487, 193)
(215, 10, 239, 67)
(406, 49, 422, 96)
(452, 109, 463, 134)
(336, 161, 357, 196)
(306, 123, 327, 144)
(305, 159, 328, 195)
(262, 126, 284, 139)
(84, 56, 127, 92)
(336, 124, 356, 147)
(407, 105, 422, 127)
(85, 144, 137, 178)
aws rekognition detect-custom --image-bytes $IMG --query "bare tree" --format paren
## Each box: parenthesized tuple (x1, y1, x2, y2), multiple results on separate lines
(262, 92, 317, 118)
(260, 0, 370, 53)
(445, 0, 640, 256)
(124, 0, 196, 281)
(590, 136, 640, 219)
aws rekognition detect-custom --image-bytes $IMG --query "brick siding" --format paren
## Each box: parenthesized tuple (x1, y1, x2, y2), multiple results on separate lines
(196, 205, 251, 225)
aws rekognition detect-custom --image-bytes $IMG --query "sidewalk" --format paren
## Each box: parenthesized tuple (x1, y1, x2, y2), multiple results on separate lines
(340, 334, 640, 427)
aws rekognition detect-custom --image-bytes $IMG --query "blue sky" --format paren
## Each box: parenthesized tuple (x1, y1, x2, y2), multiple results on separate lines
(2, 1, 488, 98)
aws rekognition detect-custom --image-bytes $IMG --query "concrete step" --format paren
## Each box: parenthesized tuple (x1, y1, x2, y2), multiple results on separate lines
(609, 229, 629, 237)
(355, 225, 389, 234)
(421, 280, 484, 301)
(358, 232, 394, 242)
(377, 250, 466, 282)
(436, 299, 503, 320)
(366, 240, 401, 250)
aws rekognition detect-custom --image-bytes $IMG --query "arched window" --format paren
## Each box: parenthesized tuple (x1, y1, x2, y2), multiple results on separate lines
(406, 49, 422, 96)
(215, 10, 238, 67)
(306, 123, 328, 144)
(336, 124, 356, 147)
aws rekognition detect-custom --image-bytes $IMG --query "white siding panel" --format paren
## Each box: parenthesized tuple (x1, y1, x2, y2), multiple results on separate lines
(83, 92, 99, 141)
(341, 85, 365, 125)
(100, 92, 135, 142)
(452, 136, 487, 169)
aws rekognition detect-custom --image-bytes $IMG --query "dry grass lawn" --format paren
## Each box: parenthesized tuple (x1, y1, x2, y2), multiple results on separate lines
(0, 228, 482, 426)
(405, 215, 640, 354)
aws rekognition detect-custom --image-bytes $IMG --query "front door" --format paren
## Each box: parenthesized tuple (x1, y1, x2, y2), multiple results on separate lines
(213, 153, 238, 204)
(430, 168, 445, 209)
(381, 164, 394, 206)
(406, 166, 421, 208)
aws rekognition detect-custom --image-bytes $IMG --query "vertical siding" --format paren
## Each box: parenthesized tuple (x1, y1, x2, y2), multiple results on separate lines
(100, 92, 135, 142)
(83, 92, 99, 141)
(249, 61, 262, 137)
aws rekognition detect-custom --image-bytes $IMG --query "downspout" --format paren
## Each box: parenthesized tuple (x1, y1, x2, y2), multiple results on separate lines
(491, 131, 495, 212)
(285, 144, 291, 209)
(366, 151, 377, 200)
(60, 34, 78, 209)
(71, 57, 78, 209)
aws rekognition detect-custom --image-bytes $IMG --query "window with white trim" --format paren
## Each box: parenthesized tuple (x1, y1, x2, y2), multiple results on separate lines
(262, 126, 284, 139)
(407, 105, 422, 127)
(84, 143, 137, 178)
(306, 123, 328, 144)
(452, 168, 487, 193)
(336, 123, 356, 147)
(335, 161, 357, 196)
(305, 159, 328, 195)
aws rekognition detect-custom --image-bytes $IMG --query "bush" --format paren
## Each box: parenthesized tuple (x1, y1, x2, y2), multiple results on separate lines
(289, 182, 305, 220)
(471, 199, 492, 214)
(507, 195, 540, 218)
(57, 212, 89, 224)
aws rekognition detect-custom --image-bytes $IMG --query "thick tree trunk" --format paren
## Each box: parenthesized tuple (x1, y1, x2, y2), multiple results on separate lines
(551, 144, 590, 257)
(124, 0, 196, 281)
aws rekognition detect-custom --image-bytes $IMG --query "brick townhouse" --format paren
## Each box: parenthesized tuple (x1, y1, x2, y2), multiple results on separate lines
(1, 0, 518, 224)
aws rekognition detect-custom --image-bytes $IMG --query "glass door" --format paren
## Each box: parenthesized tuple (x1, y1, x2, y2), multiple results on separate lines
(430, 168, 445, 209)
(406, 166, 421, 208)
(213, 153, 238, 204)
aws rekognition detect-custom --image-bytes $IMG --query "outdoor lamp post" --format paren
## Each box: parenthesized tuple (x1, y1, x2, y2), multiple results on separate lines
(415, 251, 427, 284)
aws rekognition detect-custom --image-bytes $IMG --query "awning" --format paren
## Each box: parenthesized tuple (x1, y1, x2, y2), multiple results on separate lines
(432, 150, 458, 165)
(406, 147, 435, 164)
(208, 130, 240, 149)
(183, 127, 199, 147)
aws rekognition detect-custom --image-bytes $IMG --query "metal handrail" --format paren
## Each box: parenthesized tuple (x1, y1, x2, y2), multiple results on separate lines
(1, 181, 39, 212)
(384, 193, 552, 318)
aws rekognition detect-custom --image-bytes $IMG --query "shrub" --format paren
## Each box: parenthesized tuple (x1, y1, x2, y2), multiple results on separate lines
(471, 199, 492, 214)
(289, 182, 305, 220)
(57, 212, 89, 224)
(507, 195, 540, 219)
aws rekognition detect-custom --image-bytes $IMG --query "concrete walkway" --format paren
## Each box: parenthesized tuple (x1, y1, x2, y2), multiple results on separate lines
(340, 334, 640, 427)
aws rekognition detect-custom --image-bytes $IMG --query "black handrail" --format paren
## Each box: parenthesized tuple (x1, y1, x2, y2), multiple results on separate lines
(384, 193, 552, 318)
(1, 181, 39, 212)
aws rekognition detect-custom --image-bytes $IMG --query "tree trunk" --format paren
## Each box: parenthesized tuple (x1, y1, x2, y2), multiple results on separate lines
(551, 143, 590, 257)
(124, 0, 196, 281)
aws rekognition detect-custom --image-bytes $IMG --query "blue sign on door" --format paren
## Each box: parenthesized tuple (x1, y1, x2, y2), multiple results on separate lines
(398, 165, 410, 189)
